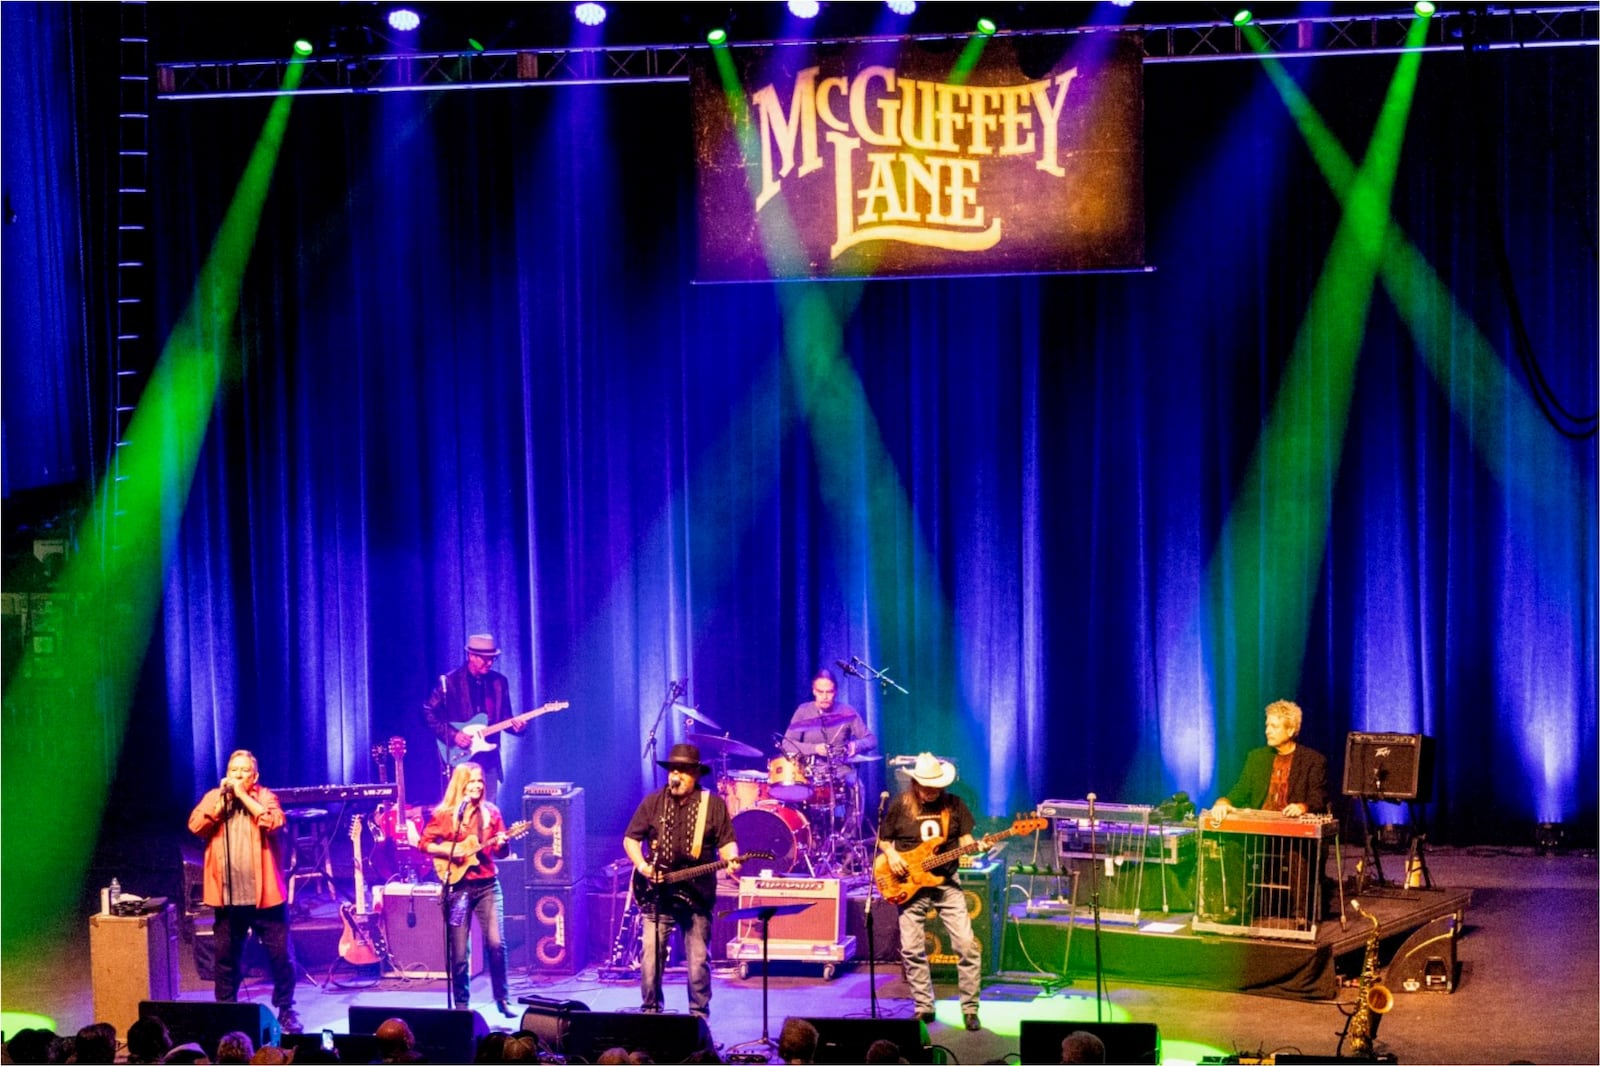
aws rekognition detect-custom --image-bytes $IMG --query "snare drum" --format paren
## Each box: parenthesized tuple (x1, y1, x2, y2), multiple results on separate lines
(731, 801, 811, 875)
(718, 770, 769, 816)
(767, 756, 812, 802)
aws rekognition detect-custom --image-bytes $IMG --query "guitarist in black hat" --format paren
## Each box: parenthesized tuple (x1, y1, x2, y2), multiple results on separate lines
(623, 743, 742, 1020)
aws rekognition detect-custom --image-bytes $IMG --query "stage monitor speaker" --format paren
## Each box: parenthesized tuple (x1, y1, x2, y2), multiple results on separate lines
(805, 1017, 933, 1064)
(527, 884, 589, 974)
(926, 860, 1004, 976)
(562, 1011, 713, 1063)
(1018, 1020, 1161, 1065)
(1342, 732, 1434, 802)
(377, 883, 485, 978)
(518, 995, 591, 1050)
(348, 1005, 488, 1062)
(139, 1001, 279, 1056)
(522, 785, 587, 884)
(1385, 912, 1460, 993)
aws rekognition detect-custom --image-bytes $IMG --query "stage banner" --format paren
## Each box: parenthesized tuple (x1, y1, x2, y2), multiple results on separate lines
(692, 35, 1145, 282)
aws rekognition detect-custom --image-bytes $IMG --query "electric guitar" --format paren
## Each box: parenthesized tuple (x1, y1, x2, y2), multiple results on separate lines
(433, 820, 534, 885)
(338, 816, 383, 966)
(874, 816, 1048, 906)
(438, 701, 570, 769)
(630, 851, 773, 911)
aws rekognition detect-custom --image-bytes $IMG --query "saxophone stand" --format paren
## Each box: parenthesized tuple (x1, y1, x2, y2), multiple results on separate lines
(722, 902, 815, 1057)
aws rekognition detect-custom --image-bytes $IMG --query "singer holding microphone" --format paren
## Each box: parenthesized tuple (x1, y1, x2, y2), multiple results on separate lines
(422, 763, 517, 1017)
(186, 750, 301, 1034)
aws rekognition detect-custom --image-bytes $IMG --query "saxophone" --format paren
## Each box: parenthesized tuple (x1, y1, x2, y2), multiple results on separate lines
(1344, 900, 1394, 1058)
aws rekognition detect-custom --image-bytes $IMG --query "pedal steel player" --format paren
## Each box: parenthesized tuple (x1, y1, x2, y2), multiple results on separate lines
(877, 752, 983, 1031)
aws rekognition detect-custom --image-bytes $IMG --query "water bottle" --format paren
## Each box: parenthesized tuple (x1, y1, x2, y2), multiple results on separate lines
(109, 878, 122, 911)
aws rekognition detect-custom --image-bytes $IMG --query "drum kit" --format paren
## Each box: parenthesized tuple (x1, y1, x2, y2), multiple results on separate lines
(690, 711, 880, 879)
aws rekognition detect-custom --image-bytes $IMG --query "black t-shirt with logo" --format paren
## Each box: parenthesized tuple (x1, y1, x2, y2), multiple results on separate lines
(879, 790, 975, 880)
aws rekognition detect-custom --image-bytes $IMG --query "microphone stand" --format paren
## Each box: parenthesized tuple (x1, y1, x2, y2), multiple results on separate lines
(443, 804, 467, 1010)
(849, 655, 909, 696)
(866, 791, 891, 1019)
(1086, 792, 1106, 1022)
(642, 681, 682, 789)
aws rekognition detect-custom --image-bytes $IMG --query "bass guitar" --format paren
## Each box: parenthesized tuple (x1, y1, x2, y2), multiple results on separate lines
(438, 701, 570, 769)
(874, 816, 1048, 906)
(338, 815, 384, 966)
(630, 850, 773, 911)
(433, 820, 533, 885)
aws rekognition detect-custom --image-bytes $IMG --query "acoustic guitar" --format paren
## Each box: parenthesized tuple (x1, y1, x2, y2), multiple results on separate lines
(874, 816, 1048, 906)
(338, 815, 383, 966)
(433, 820, 533, 885)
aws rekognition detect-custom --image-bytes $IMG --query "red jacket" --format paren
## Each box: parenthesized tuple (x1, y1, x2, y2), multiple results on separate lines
(187, 784, 289, 908)
(422, 802, 508, 882)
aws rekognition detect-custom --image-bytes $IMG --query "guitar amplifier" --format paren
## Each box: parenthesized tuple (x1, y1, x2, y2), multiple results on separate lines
(734, 877, 846, 943)
(377, 884, 484, 978)
(522, 785, 587, 885)
(927, 860, 1004, 976)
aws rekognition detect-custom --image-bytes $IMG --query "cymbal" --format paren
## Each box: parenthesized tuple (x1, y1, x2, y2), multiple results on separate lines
(672, 703, 722, 730)
(687, 732, 763, 759)
(792, 710, 857, 730)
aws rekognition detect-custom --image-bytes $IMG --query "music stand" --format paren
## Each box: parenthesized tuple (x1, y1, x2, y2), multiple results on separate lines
(719, 901, 816, 1056)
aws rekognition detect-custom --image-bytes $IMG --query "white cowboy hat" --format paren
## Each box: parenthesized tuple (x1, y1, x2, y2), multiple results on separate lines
(907, 752, 956, 789)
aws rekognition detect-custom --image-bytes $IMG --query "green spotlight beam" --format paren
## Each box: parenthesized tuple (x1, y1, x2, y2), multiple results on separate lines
(1247, 26, 1579, 496)
(1198, 24, 1424, 749)
(0, 60, 304, 965)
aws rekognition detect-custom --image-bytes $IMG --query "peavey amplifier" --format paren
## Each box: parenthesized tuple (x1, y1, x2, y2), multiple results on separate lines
(725, 877, 855, 972)
(734, 877, 846, 942)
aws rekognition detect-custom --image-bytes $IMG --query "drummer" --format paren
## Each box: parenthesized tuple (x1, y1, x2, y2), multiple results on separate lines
(784, 667, 877, 762)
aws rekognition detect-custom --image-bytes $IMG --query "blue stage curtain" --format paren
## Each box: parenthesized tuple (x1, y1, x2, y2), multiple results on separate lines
(117, 50, 1596, 846)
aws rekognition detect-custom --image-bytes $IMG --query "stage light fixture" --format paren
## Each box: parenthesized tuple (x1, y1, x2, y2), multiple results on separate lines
(975, 16, 997, 35)
(1232, 9, 1253, 26)
(1413, 0, 1435, 15)
(292, 38, 314, 56)
(467, 37, 486, 51)
(707, 26, 729, 45)
(386, 8, 421, 32)
(885, 0, 916, 13)
(788, 0, 821, 18)
(575, 3, 607, 27)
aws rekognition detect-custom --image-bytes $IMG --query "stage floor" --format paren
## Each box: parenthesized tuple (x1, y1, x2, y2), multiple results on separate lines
(3, 847, 1595, 1064)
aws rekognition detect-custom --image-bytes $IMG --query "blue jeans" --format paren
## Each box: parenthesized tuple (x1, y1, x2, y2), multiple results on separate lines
(639, 906, 713, 1017)
(896, 882, 981, 1013)
(448, 877, 508, 1006)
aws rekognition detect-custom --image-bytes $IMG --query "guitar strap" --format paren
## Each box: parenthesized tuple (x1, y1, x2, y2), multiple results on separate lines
(690, 790, 709, 859)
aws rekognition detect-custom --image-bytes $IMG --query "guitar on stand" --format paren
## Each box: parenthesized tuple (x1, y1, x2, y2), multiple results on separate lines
(337, 816, 385, 969)
(437, 700, 569, 770)
(372, 737, 428, 881)
(875, 816, 1048, 906)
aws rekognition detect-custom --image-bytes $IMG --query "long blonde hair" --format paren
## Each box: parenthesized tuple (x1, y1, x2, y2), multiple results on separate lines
(436, 763, 482, 820)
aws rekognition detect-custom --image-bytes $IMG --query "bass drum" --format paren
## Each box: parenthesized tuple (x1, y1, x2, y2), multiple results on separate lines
(732, 802, 811, 875)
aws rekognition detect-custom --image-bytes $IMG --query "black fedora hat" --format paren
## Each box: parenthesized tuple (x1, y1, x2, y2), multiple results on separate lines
(656, 743, 711, 776)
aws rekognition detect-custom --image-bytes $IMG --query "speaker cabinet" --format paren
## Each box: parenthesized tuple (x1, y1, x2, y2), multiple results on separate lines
(1386, 912, 1460, 993)
(925, 860, 1004, 976)
(1342, 733, 1434, 802)
(91, 910, 178, 1034)
(377, 883, 485, 978)
(348, 1005, 488, 1062)
(563, 1011, 713, 1063)
(522, 785, 587, 885)
(1018, 1020, 1161, 1064)
(518, 995, 591, 1050)
(528, 884, 589, 973)
(139, 1001, 279, 1055)
(805, 1017, 933, 1064)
